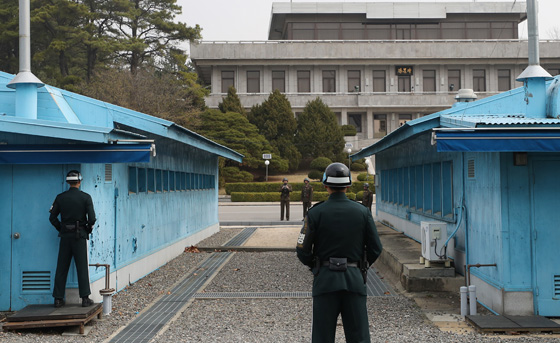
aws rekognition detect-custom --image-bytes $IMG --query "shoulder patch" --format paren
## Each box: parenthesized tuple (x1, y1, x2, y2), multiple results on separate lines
(309, 201, 324, 211)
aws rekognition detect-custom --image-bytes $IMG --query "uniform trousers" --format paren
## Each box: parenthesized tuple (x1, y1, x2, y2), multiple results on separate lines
(312, 290, 370, 343)
(53, 237, 91, 299)
(303, 201, 311, 218)
(280, 199, 290, 220)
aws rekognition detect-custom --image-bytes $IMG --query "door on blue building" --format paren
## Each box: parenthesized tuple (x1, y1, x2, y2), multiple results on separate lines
(0, 165, 13, 310)
(7, 165, 65, 310)
(532, 159, 560, 316)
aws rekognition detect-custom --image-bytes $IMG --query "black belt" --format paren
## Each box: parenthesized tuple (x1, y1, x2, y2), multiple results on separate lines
(322, 261, 358, 267)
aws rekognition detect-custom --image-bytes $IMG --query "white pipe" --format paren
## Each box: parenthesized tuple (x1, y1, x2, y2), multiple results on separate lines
(460, 286, 468, 316)
(468, 285, 477, 315)
(526, 0, 539, 66)
(18, 0, 31, 73)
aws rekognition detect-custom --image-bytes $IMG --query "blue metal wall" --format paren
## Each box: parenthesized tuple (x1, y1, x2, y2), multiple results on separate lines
(0, 136, 219, 310)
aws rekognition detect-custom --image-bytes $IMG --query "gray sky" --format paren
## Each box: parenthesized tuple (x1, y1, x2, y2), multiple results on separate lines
(178, 0, 560, 41)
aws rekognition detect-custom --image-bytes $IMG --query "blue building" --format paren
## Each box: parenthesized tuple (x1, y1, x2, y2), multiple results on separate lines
(0, 71, 243, 311)
(352, 67, 560, 316)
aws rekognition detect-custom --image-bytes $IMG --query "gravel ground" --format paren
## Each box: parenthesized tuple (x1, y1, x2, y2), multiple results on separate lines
(2, 228, 560, 343)
(156, 251, 560, 343)
(0, 228, 237, 343)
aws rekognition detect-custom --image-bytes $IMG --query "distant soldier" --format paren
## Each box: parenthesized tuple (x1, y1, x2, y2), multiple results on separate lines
(279, 177, 292, 221)
(362, 183, 373, 212)
(49, 170, 96, 308)
(301, 177, 314, 219)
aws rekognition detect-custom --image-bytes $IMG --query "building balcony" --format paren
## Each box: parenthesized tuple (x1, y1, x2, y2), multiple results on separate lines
(203, 91, 498, 112)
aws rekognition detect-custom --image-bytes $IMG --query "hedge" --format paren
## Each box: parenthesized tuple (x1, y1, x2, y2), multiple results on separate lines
(225, 181, 373, 195)
(357, 173, 375, 182)
(231, 192, 357, 202)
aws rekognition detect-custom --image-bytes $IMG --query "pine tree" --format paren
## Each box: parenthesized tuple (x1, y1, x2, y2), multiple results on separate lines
(295, 97, 346, 161)
(218, 86, 245, 115)
(248, 90, 301, 170)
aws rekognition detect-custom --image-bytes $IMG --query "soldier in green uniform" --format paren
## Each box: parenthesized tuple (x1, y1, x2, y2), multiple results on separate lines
(362, 183, 373, 212)
(296, 163, 383, 343)
(279, 177, 292, 221)
(49, 170, 96, 308)
(301, 177, 314, 219)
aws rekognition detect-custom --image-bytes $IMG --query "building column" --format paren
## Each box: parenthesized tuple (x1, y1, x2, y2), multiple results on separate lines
(341, 109, 348, 125)
(367, 109, 374, 140)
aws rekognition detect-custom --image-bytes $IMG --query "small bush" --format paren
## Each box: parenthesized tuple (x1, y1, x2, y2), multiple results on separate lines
(351, 162, 366, 171)
(308, 170, 323, 180)
(310, 157, 332, 171)
(341, 125, 357, 136)
(222, 167, 253, 183)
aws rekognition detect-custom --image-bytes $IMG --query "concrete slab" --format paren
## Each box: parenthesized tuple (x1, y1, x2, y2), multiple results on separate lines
(62, 324, 94, 336)
(243, 227, 301, 248)
(404, 263, 455, 278)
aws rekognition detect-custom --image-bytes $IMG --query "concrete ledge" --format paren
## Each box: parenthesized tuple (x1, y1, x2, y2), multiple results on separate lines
(376, 222, 464, 292)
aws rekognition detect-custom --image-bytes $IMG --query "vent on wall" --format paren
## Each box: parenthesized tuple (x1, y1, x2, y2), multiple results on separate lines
(105, 164, 113, 182)
(22, 271, 51, 292)
(467, 159, 476, 178)
(554, 275, 560, 298)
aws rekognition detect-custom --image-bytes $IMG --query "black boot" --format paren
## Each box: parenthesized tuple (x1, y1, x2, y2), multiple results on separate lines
(81, 296, 94, 307)
(54, 298, 65, 308)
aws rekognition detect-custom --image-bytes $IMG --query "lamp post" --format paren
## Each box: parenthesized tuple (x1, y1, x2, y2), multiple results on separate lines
(365, 159, 371, 181)
(347, 148, 352, 169)
(265, 160, 270, 182)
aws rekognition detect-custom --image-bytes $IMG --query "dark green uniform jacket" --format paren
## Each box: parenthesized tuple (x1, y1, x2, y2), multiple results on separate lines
(296, 192, 382, 296)
(49, 187, 96, 238)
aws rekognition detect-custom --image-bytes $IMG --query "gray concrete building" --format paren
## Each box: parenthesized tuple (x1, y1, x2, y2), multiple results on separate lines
(190, 1, 560, 151)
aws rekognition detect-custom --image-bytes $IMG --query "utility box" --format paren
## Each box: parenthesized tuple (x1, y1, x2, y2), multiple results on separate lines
(421, 221, 447, 262)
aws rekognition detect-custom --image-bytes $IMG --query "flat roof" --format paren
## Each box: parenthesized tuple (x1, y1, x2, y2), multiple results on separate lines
(269, 1, 526, 39)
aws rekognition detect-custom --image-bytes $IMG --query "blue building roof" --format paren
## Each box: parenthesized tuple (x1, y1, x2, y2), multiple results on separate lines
(0, 71, 243, 163)
(352, 76, 560, 160)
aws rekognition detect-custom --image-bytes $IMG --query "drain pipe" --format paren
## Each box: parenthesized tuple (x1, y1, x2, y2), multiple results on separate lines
(516, 0, 552, 118)
(89, 263, 116, 316)
(6, 0, 44, 118)
(466, 263, 497, 287)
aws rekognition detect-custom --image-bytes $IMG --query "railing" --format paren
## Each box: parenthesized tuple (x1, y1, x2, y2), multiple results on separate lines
(193, 39, 560, 45)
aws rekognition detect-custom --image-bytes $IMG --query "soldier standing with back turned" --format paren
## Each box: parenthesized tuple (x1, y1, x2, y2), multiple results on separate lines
(296, 163, 383, 343)
(49, 170, 96, 308)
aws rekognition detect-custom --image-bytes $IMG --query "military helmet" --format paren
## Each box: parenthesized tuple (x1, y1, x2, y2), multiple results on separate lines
(322, 162, 351, 187)
(364, 183, 369, 188)
(66, 170, 83, 182)
(282, 177, 288, 182)
(304, 178, 309, 182)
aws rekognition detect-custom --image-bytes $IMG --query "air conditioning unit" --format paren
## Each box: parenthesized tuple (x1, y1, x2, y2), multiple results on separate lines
(420, 221, 447, 262)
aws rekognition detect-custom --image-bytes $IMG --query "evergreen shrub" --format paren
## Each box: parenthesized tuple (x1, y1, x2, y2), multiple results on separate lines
(341, 124, 357, 136)
(310, 157, 332, 171)
(308, 170, 323, 180)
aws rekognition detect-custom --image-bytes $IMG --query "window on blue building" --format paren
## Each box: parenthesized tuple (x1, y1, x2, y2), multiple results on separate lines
(156, 169, 163, 192)
(169, 171, 175, 191)
(381, 160, 453, 221)
(403, 167, 410, 207)
(138, 168, 147, 193)
(148, 169, 155, 193)
(423, 164, 432, 214)
(442, 161, 453, 218)
(432, 162, 442, 216)
(409, 166, 416, 209)
(163, 170, 169, 192)
(128, 167, 137, 194)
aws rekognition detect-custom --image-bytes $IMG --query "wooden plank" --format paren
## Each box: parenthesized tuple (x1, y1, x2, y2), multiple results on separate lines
(2, 305, 102, 333)
(6, 303, 101, 322)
